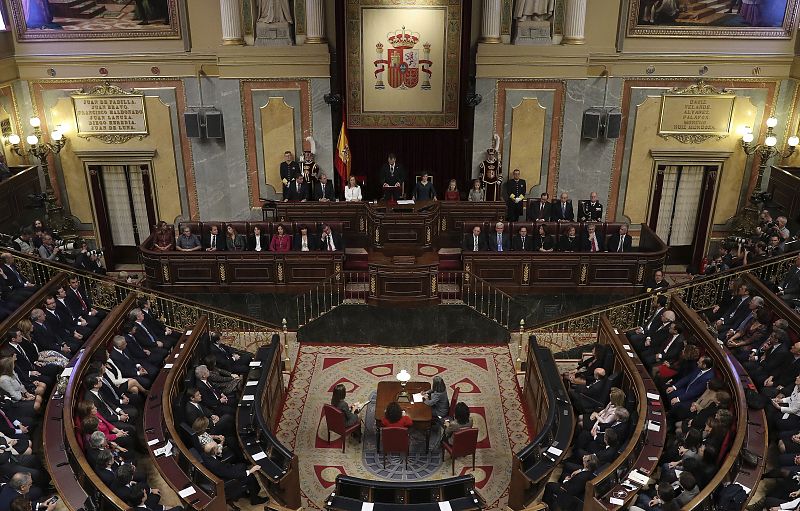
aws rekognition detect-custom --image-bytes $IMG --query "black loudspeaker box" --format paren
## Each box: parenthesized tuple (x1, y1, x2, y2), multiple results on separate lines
(205, 111, 224, 139)
(605, 111, 622, 139)
(184, 112, 201, 138)
(582, 109, 603, 139)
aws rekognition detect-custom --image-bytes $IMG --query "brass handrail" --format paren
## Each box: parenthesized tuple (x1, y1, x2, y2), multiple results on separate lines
(2, 249, 279, 352)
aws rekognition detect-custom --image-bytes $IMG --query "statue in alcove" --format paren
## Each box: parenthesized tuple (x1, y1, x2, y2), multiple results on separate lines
(513, 0, 556, 45)
(258, 0, 293, 23)
(255, 0, 294, 46)
(514, 0, 556, 21)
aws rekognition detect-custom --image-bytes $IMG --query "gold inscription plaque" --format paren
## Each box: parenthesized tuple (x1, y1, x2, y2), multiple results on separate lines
(73, 95, 147, 136)
(659, 94, 735, 144)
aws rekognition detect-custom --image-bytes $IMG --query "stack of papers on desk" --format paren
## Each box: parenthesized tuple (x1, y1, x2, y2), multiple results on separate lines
(360, 503, 374, 511)
(547, 446, 563, 456)
(628, 469, 649, 485)
(412, 393, 423, 403)
(246, 380, 258, 386)
(178, 487, 196, 498)
(438, 502, 452, 511)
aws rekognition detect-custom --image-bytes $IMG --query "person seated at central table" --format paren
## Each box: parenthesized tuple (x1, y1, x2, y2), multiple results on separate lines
(423, 375, 450, 420)
(381, 401, 413, 428)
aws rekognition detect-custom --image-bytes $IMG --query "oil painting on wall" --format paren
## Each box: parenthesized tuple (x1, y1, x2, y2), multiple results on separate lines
(10, 0, 181, 41)
(626, 0, 798, 38)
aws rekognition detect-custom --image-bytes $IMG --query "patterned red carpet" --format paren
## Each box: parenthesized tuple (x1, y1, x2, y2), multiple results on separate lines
(275, 344, 531, 510)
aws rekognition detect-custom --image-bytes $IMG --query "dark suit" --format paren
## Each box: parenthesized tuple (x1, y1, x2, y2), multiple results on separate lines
(280, 160, 300, 194)
(552, 200, 574, 222)
(184, 401, 233, 435)
(504, 179, 526, 221)
(110, 347, 153, 387)
(202, 232, 225, 251)
(581, 232, 604, 252)
(668, 368, 714, 404)
(578, 200, 603, 222)
(208, 341, 252, 374)
(781, 265, 800, 301)
(56, 299, 93, 335)
(719, 296, 752, 331)
(313, 180, 335, 201)
(488, 232, 511, 252)
(462, 233, 488, 252)
(196, 379, 235, 415)
(200, 453, 262, 502)
(558, 235, 580, 253)
(543, 469, 593, 511)
(292, 234, 320, 252)
(379, 163, 406, 200)
(512, 234, 535, 252)
(247, 234, 270, 251)
(65, 286, 106, 320)
(643, 334, 684, 368)
(319, 232, 344, 252)
(285, 180, 310, 201)
(0, 485, 34, 511)
(607, 233, 632, 253)
(32, 321, 64, 353)
(527, 199, 552, 221)
(569, 378, 607, 413)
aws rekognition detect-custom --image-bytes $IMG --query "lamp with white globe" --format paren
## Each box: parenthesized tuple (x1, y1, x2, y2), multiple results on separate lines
(396, 369, 412, 403)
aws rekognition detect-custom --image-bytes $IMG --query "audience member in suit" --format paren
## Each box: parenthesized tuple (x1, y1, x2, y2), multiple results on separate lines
(512, 226, 535, 252)
(462, 226, 488, 252)
(124, 482, 183, 511)
(207, 332, 252, 374)
(202, 225, 225, 252)
(630, 309, 675, 353)
(110, 335, 155, 388)
(292, 226, 319, 252)
(488, 222, 511, 252)
(569, 368, 607, 414)
(0, 473, 48, 511)
(378, 153, 406, 201)
(279, 151, 300, 196)
(413, 173, 437, 201)
(42, 297, 84, 349)
(527, 192, 552, 221)
(779, 255, 800, 303)
(247, 226, 270, 252)
(314, 172, 336, 201)
(718, 294, 761, 343)
(6, 329, 58, 387)
(558, 226, 580, 252)
(194, 365, 236, 415)
(30, 308, 71, 357)
(581, 223, 604, 252)
(284, 174, 310, 202)
(563, 343, 610, 387)
(666, 356, 715, 409)
(136, 298, 180, 344)
(65, 277, 106, 321)
(54, 287, 93, 335)
(504, 169, 526, 221)
(200, 441, 269, 506)
(577, 408, 630, 454)
(713, 282, 752, 334)
(119, 321, 166, 369)
(552, 192, 575, 222)
(130, 308, 173, 355)
(642, 322, 685, 368)
(1, 254, 38, 301)
(578, 192, 604, 222)
(534, 225, 555, 252)
(268, 224, 292, 252)
(184, 387, 234, 436)
(543, 454, 597, 511)
(607, 224, 633, 253)
(0, 356, 43, 416)
(644, 269, 669, 293)
(83, 374, 136, 434)
(319, 224, 344, 252)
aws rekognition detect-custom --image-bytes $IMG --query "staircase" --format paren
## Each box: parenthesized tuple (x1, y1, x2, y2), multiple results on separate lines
(48, 0, 106, 19)
(675, 0, 734, 24)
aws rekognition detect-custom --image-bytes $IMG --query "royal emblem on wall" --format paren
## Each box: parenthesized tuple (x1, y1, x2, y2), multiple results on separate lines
(374, 27, 432, 90)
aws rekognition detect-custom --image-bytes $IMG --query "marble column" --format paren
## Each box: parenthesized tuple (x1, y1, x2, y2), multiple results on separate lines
(220, 0, 244, 45)
(305, 0, 327, 44)
(480, 0, 502, 43)
(562, 0, 587, 45)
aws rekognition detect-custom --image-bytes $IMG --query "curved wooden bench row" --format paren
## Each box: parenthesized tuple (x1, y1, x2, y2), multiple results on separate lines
(583, 315, 667, 511)
(236, 337, 300, 509)
(326, 474, 485, 511)
(46, 294, 136, 511)
(508, 337, 575, 510)
(142, 315, 227, 511)
(670, 296, 767, 510)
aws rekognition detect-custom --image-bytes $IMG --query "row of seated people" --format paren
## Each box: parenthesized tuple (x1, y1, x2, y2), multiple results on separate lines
(151, 221, 345, 253)
(620, 287, 771, 511)
(0, 273, 113, 511)
(542, 343, 634, 510)
(461, 221, 634, 253)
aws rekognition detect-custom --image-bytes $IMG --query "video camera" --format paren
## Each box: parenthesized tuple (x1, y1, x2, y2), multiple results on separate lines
(55, 239, 78, 250)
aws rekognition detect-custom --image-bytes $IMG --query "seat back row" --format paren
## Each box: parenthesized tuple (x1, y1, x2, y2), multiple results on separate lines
(462, 221, 628, 247)
(178, 220, 346, 239)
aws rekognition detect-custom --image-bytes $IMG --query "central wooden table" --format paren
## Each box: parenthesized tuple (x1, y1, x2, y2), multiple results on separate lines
(375, 380, 433, 451)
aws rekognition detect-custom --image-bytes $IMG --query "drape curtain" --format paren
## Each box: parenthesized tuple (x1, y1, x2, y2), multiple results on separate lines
(655, 165, 704, 246)
(100, 165, 151, 246)
(128, 166, 151, 239)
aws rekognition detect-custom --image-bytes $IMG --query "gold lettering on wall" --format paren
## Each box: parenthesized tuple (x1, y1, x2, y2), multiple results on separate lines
(658, 82, 735, 144)
(73, 96, 147, 135)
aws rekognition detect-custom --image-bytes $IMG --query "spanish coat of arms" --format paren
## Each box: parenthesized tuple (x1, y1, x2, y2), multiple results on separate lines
(373, 26, 433, 90)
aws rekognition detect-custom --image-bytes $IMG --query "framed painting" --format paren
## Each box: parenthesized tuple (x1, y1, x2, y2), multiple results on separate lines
(9, 0, 182, 41)
(345, 0, 462, 129)
(626, 0, 798, 38)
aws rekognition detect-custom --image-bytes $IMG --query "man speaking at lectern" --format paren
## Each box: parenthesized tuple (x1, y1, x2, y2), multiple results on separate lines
(379, 153, 406, 201)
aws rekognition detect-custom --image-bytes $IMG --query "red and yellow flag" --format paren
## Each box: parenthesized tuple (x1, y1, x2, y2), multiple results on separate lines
(334, 121, 350, 191)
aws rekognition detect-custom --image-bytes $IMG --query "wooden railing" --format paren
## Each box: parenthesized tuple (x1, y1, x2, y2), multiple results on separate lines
(326, 474, 485, 510)
(508, 337, 574, 509)
(583, 315, 666, 511)
(237, 337, 301, 509)
(56, 294, 136, 511)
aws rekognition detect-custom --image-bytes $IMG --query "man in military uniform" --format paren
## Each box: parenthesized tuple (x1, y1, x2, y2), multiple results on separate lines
(279, 150, 300, 196)
(505, 169, 526, 222)
(300, 149, 319, 186)
(578, 191, 604, 222)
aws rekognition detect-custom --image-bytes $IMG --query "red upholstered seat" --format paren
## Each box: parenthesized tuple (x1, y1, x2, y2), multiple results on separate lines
(323, 404, 361, 453)
(448, 388, 460, 418)
(441, 427, 478, 475)
(380, 426, 409, 469)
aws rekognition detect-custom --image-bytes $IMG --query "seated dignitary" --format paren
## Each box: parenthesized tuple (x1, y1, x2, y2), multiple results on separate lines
(284, 173, 310, 202)
(200, 440, 269, 507)
(578, 191, 604, 222)
(488, 222, 510, 252)
(558, 225, 580, 252)
(184, 387, 234, 436)
(175, 227, 201, 252)
(542, 454, 597, 510)
(568, 367, 608, 414)
(512, 226, 535, 252)
(581, 223, 604, 252)
(293, 225, 319, 252)
(313, 172, 335, 201)
(462, 226, 488, 252)
(203, 225, 224, 252)
(607, 224, 633, 253)
(319, 224, 344, 251)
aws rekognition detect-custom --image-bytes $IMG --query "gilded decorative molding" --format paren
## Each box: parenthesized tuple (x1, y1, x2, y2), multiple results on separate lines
(659, 133, 727, 144)
(440, 217, 447, 231)
(431, 275, 437, 294)
(426, 226, 431, 244)
(162, 263, 171, 283)
(370, 275, 377, 295)
(219, 263, 227, 282)
(522, 263, 530, 285)
(359, 216, 366, 232)
(334, 263, 342, 282)
(277, 262, 284, 282)
(579, 263, 588, 285)
(636, 264, 645, 285)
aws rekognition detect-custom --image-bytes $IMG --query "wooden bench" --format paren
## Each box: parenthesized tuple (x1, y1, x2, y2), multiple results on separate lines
(508, 337, 575, 509)
(236, 337, 301, 509)
(582, 315, 667, 511)
(326, 474, 484, 511)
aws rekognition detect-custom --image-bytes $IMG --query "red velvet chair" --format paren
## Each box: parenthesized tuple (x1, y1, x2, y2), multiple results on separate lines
(447, 388, 460, 418)
(323, 404, 361, 453)
(441, 427, 478, 475)
(380, 426, 409, 469)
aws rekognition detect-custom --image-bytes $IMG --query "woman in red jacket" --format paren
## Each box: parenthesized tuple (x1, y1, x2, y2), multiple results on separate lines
(269, 224, 292, 252)
(381, 401, 412, 428)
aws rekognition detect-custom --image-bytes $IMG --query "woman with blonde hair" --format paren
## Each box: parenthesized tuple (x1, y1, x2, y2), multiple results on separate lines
(0, 356, 42, 414)
(17, 318, 68, 367)
(578, 387, 625, 431)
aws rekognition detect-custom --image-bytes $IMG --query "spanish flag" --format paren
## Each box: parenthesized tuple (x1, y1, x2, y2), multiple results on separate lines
(334, 121, 350, 192)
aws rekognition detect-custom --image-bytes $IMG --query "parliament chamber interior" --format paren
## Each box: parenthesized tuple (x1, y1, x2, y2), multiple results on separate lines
(2, 0, 800, 510)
